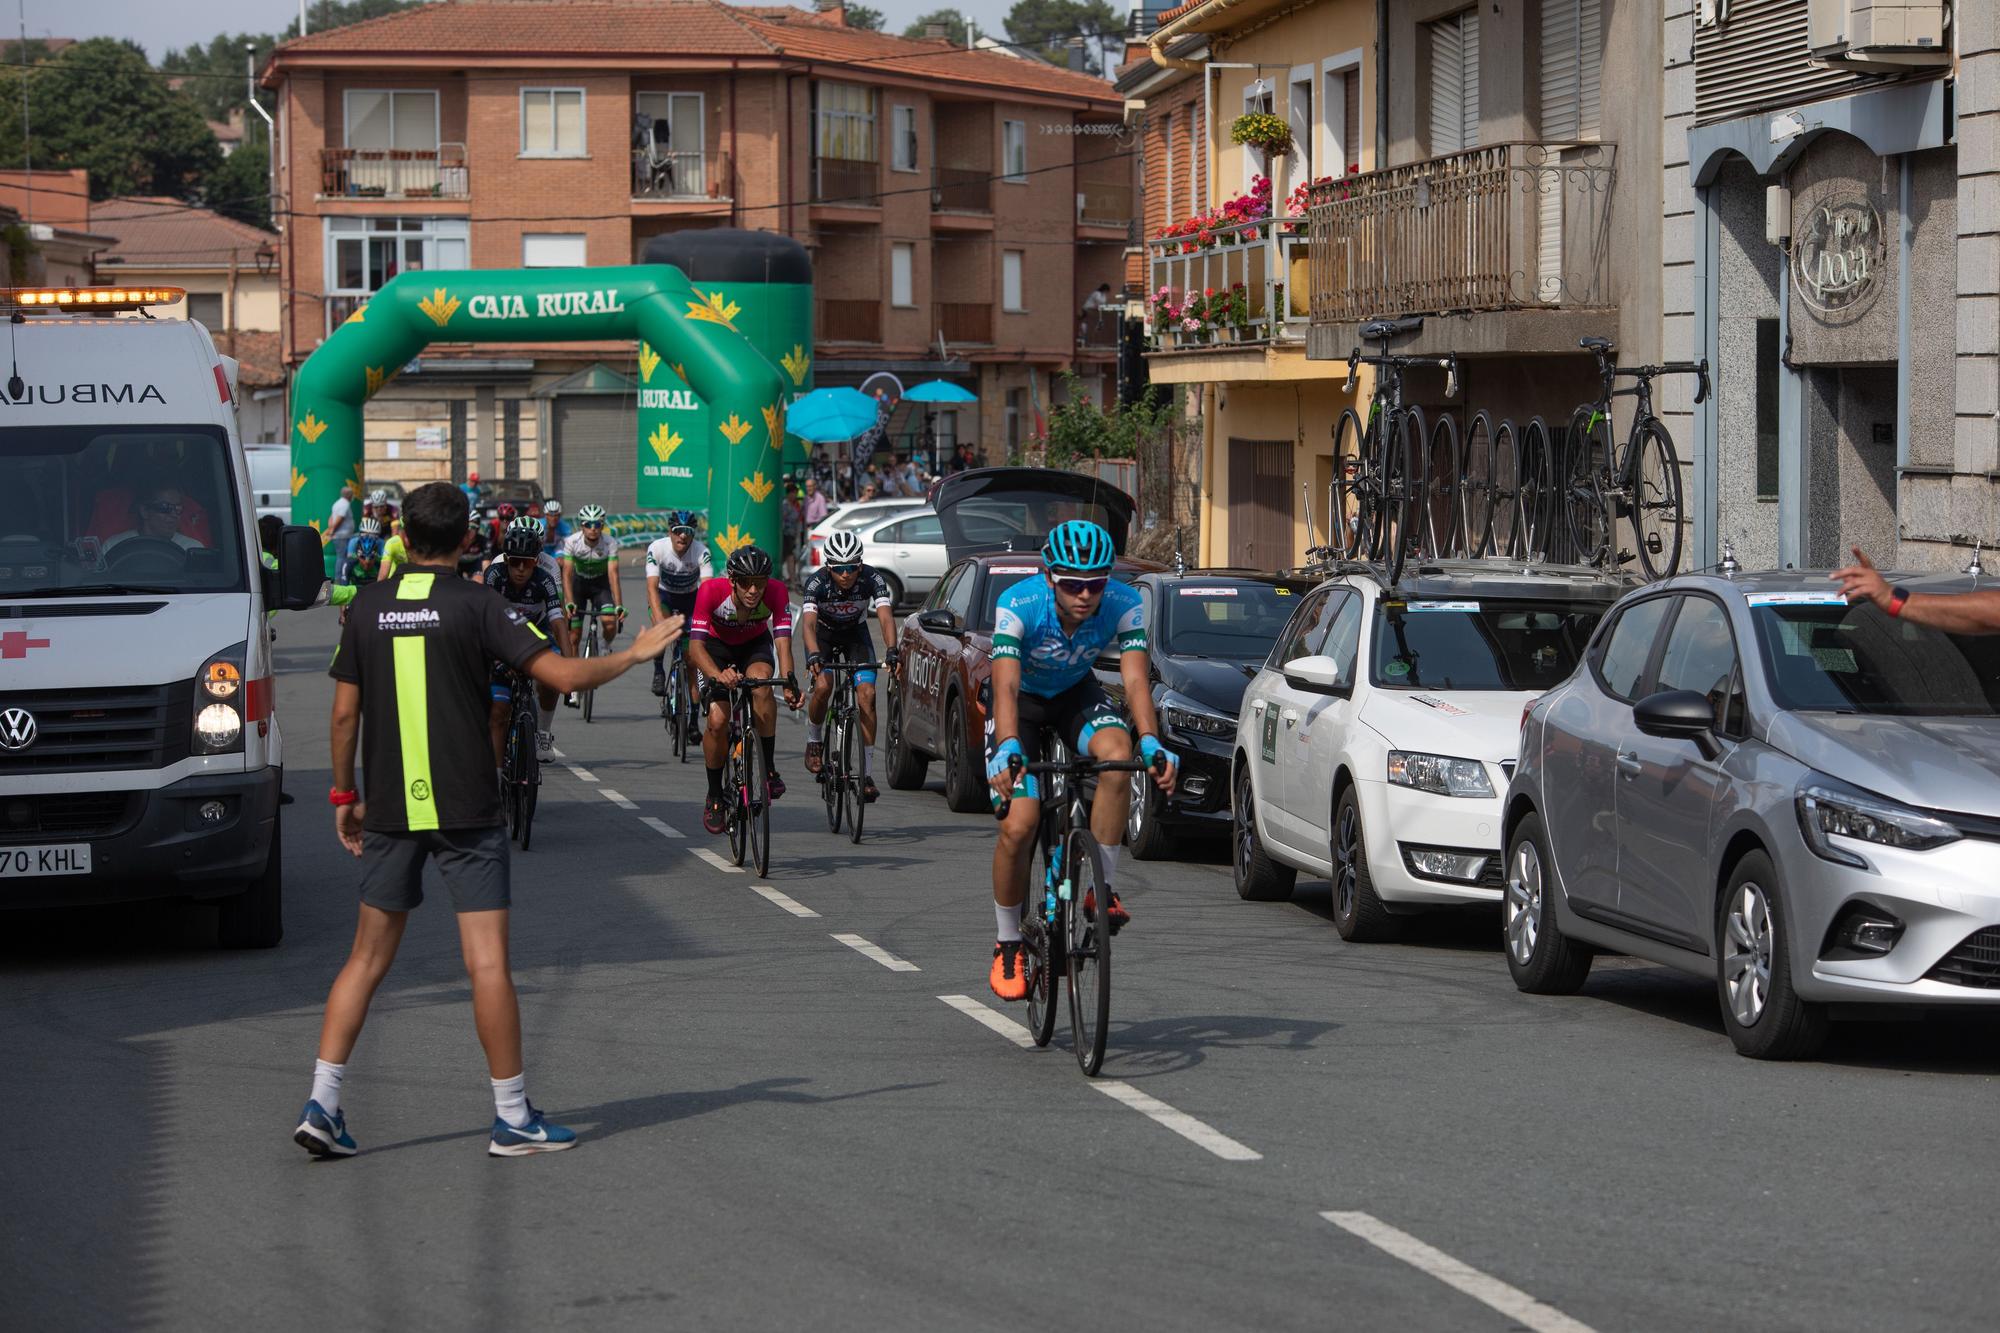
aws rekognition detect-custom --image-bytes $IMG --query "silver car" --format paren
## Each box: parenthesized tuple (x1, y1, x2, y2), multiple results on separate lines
(1503, 568, 2000, 1059)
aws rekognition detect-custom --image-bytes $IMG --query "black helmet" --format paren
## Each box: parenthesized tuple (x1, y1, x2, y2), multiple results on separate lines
(724, 544, 773, 580)
(502, 526, 542, 558)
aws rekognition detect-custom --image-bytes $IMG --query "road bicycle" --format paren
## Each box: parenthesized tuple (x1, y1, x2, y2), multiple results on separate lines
(1332, 316, 1461, 583)
(816, 658, 880, 845)
(499, 668, 541, 852)
(660, 638, 697, 762)
(718, 675, 788, 875)
(1565, 337, 1709, 580)
(996, 736, 1168, 1077)
(569, 600, 625, 723)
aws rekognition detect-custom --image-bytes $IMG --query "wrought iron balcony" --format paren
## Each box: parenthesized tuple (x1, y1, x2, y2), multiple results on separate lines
(813, 157, 880, 206)
(319, 145, 469, 200)
(632, 149, 731, 201)
(932, 167, 991, 213)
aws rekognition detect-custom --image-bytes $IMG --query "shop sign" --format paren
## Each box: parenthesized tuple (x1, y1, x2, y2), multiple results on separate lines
(1792, 196, 1883, 315)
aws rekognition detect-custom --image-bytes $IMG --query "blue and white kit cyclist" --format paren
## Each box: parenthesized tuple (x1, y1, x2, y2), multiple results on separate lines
(644, 510, 711, 696)
(980, 520, 1179, 1002)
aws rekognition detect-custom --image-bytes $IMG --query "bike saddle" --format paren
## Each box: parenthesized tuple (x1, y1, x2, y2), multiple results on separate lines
(1360, 315, 1424, 341)
(1578, 335, 1615, 352)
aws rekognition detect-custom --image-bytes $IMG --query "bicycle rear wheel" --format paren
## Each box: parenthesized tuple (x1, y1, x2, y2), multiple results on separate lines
(747, 722, 771, 877)
(1516, 417, 1554, 560)
(1425, 412, 1463, 559)
(823, 711, 847, 833)
(1330, 408, 1370, 559)
(1564, 407, 1612, 567)
(1461, 411, 1497, 556)
(844, 708, 866, 845)
(1024, 895, 1059, 1048)
(1630, 420, 1685, 580)
(1065, 828, 1111, 1076)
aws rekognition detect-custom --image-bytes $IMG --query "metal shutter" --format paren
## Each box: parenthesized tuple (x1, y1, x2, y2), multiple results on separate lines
(1694, 0, 1870, 126)
(1430, 12, 1480, 155)
(1541, 0, 1602, 142)
(554, 397, 639, 514)
(1342, 67, 1362, 173)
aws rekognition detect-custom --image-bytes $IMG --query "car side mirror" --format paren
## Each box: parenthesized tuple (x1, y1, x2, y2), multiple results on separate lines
(917, 608, 962, 636)
(1281, 654, 1346, 694)
(1633, 689, 1722, 760)
(274, 524, 326, 611)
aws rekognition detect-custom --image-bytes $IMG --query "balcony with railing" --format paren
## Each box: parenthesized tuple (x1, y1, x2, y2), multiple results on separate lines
(1145, 217, 1310, 352)
(1306, 142, 1618, 357)
(1076, 179, 1133, 231)
(935, 301, 992, 345)
(931, 166, 992, 216)
(631, 149, 732, 203)
(819, 298, 882, 344)
(319, 144, 469, 200)
(813, 157, 880, 207)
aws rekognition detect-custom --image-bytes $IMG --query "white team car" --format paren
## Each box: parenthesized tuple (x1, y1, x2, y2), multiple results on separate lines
(1230, 561, 1628, 940)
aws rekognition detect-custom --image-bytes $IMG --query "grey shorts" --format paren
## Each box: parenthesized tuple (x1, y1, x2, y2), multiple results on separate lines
(358, 825, 511, 913)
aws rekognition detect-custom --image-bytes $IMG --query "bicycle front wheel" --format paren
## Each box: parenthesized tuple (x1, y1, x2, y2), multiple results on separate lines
(1462, 411, 1498, 557)
(823, 712, 847, 834)
(1382, 410, 1427, 583)
(747, 724, 771, 877)
(1564, 407, 1612, 567)
(844, 707, 866, 845)
(1425, 412, 1463, 560)
(1630, 420, 1686, 580)
(1065, 829, 1112, 1076)
(1330, 408, 1370, 559)
(1491, 418, 1521, 558)
(727, 723, 750, 867)
(512, 703, 539, 852)
(1516, 417, 1554, 560)
(580, 622, 599, 724)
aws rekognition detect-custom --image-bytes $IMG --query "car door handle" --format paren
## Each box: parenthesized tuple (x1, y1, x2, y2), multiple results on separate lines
(1282, 709, 1298, 726)
(1251, 701, 1266, 714)
(1615, 750, 1641, 776)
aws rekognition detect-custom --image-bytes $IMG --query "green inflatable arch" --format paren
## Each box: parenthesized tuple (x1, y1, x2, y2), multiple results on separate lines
(290, 264, 791, 557)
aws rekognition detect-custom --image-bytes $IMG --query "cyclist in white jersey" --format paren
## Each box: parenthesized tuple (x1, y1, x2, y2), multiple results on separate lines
(644, 510, 711, 696)
(560, 503, 625, 658)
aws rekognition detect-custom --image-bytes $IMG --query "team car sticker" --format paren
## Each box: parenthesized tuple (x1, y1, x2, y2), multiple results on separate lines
(1260, 709, 1278, 763)
(1411, 694, 1469, 716)
(1383, 661, 1411, 677)
(1746, 592, 1849, 607)
(1178, 586, 1240, 596)
(1404, 600, 1480, 612)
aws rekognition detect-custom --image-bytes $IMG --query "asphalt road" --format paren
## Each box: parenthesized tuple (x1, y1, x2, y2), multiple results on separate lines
(6, 599, 2000, 1332)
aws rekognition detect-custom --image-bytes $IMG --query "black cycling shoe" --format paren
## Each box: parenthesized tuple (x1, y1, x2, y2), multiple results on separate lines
(702, 796, 728, 835)
(650, 670, 666, 697)
(862, 777, 881, 803)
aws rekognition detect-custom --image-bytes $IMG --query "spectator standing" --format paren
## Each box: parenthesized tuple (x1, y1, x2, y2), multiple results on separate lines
(781, 485, 807, 582)
(326, 484, 357, 581)
(803, 477, 830, 528)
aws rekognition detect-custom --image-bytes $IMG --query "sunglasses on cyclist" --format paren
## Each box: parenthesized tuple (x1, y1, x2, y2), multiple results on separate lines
(825, 562, 861, 575)
(505, 553, 538, 564)
(1052, 576, 1108, 596)
(582, 522, 605, 532)
(670, 525, 696, 537)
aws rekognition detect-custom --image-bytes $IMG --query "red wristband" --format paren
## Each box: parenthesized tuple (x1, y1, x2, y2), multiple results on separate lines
(1887, 587, 1910, 618)
(329, 787, 358, 807)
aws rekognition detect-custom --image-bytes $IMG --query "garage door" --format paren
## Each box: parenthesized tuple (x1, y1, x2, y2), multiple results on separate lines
(553, 396, 639, 513)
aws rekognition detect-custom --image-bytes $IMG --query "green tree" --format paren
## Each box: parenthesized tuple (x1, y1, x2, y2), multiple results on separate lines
(204, 139, 271, 228)
(159, 0, 425, 121)
(0, 38, 220, 199)
(1003, 0, 1121, 72)
(902, 9, 971, 43)
(843, 4, 886, 29)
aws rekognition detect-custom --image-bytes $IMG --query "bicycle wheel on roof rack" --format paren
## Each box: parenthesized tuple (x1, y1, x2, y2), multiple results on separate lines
(1382, 409, 1427, 584)
(1461, 411, 1498, 557)
(1330, 408, 1371, 560)
(1516, 417, 1554, 562)
(1629, 420, 1685, 581)
(1424, 411, 1463, 560)
(1564, 405, 1613, 568)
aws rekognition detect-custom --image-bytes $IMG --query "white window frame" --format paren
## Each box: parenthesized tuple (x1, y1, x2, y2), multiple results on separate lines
(1002, 119, 1028, 184)
(1002, 249, 1025, 311)
(1320, 48, 1365, 178)
(634, 91, 708, 195)
(1185, 106, 1199, 210)
(323, 216, 470, 296)
(1241, 79, 1274, 193)
(520, 86, 588, 158)
(343, 89, 440, 150)
(522, 233, 587, 268)
(892, 104, 919, 173)
(1163, 111, 1176, 220)
(1287, 65, 1314, 188)
(891, 242, 916, 307)
(815, 80, 879, 163)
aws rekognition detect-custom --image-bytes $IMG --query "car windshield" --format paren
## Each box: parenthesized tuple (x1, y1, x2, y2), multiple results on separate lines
(0, 425, 247, 596)
(1752, 600, 2000, 715)
(832, 503, 918, 532)
(974, 565, 1043, 628)
(1371, 598, 1604, 690)
(1163, 581, 1305, 660)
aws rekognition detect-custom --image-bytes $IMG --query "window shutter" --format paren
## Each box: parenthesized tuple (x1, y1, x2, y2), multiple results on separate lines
(1342, 68, 1361, 172)
(1541, 0, 1601, 143)
(1460, 12, 1480, 150)
(1431, 21, 1464, 155)
(1577, 0, 1601, 141)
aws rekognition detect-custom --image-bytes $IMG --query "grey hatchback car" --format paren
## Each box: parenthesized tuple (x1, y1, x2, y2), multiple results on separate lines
(1502, 569, 2000, 1059)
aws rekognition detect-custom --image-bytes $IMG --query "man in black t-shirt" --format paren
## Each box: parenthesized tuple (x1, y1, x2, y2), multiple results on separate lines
(295, 482, 680, 1162)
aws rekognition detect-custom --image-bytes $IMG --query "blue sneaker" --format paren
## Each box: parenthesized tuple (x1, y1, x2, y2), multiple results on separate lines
(294, 1099, 357, 1158)
(488, 1103, 578, 1157)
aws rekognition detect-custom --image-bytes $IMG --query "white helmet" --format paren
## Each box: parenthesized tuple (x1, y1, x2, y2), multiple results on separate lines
(543, 499, 562, 516)
(824, 529, 864, 564)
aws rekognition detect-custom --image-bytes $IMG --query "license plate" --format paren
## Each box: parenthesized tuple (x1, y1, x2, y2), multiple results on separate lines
(0, 844, 92, 877)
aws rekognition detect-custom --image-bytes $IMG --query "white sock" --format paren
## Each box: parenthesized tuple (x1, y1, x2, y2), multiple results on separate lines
(806, 720, 823, 743)
(1095, 840, 1122, 893)
(861, 741, 873, 776)
(995, 901, 1022, 943)
(310, 1059, 344, 1115)
(491, 1072, 530, 1128)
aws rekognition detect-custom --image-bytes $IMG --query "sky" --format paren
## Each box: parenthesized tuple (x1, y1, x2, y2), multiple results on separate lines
(29, 0, 1027, 59)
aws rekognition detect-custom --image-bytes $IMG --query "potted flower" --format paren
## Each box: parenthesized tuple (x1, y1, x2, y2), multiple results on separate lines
(1231, 111, 1293, 160)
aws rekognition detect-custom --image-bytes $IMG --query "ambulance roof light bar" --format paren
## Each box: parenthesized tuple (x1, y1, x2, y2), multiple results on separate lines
(1, 286, 186, 311)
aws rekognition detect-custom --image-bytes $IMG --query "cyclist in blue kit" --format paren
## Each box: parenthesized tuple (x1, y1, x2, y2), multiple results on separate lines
(980, 520, 1178, 1001)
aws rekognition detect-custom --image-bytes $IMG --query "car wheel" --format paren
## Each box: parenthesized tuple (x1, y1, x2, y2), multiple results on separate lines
(1330, 785, 1399, 942)
(217, 814, 283, 949)
(1231, 763, 1296, 902)
(942, 696, 988, 813)
(878, 571, 906, 608)
(882, 674, 930, 790)
(1502, 813, 1590, 993)
(1126, 768, 1175, 861)
(1717, 852, 1827, 1060)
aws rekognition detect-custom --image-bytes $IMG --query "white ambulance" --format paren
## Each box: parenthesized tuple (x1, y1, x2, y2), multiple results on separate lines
(0, 287, 323, 946)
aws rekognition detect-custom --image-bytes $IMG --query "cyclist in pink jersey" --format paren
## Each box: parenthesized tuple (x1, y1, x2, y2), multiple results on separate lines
(686, 544, 801, 833)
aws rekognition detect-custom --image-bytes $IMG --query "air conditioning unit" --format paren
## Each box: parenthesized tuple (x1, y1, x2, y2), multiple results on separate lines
(1807, 0, 1951, 70)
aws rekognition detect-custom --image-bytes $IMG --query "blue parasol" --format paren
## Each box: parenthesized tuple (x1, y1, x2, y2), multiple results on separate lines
(902, 379, 978, 404)
(785, 386, 881, 442)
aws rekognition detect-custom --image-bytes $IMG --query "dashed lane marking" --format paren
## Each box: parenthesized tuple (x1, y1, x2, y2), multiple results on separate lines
(689, 847, 745, 874)
(937, 994, 1035, 1049)
(599, 789, 638, 810)
(563, 763, 598, 783)
(750, 884, 820, 918)
(639, 816, 684, 840)
(1321, 1212, 1597, 1333)
(1093, 1080, 1262, 1162)
(832, 933, 920, 972)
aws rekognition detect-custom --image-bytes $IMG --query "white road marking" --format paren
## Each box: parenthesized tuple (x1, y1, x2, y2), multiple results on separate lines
(937, 994, 1035, 1049)
(638, 816, 684, 840)
(1321, 1212, 1597, 1333)
(1093, 1080, 1262, 1162)
(749, 884, 820, 918)
(599, 788, 638, 810)
(563, 763, 598, 783)
(689, 847, 745, 874)
(832, 933, 920, 972)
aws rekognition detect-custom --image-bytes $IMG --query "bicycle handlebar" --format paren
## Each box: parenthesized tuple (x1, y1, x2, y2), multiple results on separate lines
(992, 751, 1168, 820)
(1588, 346, 1711, 406)
(817, 660, 884, 672)
(1345, 349, 1460, 399)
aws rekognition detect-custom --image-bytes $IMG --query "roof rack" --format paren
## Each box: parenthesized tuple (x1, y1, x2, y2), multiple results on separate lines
(1282, 552, 1638, 592)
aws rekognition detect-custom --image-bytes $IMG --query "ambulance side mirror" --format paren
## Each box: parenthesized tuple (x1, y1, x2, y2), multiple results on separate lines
(273, 525, 326, 611)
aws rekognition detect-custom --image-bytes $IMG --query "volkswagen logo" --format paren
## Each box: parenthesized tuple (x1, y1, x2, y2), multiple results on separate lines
(0, 707, 36, 752)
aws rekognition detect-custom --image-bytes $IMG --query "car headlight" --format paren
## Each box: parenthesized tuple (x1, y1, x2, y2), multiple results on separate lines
(1386, 751, 1495, 798)
(1796, 779, 1959, 867)
(193, 642, 248, 754)
(1162, 699, 1234, 738)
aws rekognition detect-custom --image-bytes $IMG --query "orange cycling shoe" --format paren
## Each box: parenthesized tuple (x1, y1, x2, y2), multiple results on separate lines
(989, 940, 1028, 1001)
(1081, 888, 1130, 936)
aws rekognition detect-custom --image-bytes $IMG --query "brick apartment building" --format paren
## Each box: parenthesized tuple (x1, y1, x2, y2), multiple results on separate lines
(263, 0, 1132, 508)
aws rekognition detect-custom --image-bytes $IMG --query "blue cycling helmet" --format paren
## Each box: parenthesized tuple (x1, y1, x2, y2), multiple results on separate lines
(669, 509, 699, 533)
(1042, 520, 1115, 574)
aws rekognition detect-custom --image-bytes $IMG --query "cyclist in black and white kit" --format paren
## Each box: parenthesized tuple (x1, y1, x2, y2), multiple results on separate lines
(560, 503, 625, 655)
(644, 510, 712, 696)
(800, 528, 900, 802)
(484, 519, 568, 762)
